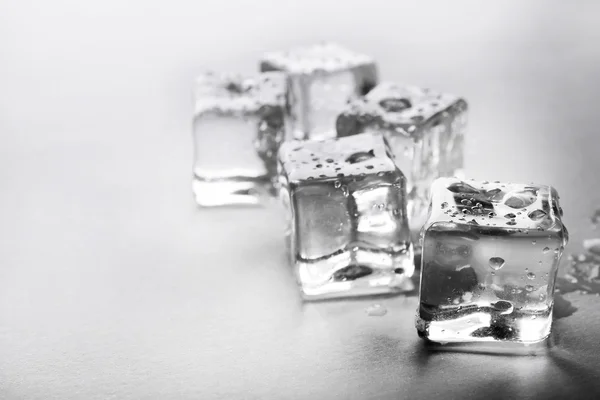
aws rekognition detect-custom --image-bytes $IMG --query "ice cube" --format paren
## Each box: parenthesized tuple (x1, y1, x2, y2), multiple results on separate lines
(416, 178, 568, 345)
(278, 133, 414, 299)
(192, 71, 288, 206)
(260, 43, 378, 141)
(336, 82, 468, 229)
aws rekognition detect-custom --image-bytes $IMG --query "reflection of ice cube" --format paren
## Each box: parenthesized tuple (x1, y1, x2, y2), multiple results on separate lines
(192, 71, 288, 206)
(336, 82, 468, 231)
(261, 43, 378, 141)
(278, 133, 413, 300)
(416, 178, 568, 345)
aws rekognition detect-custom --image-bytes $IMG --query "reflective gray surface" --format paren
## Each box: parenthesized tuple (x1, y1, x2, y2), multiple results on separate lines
(1, 1, 600, 399)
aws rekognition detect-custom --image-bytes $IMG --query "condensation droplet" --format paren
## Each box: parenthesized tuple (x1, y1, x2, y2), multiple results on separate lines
(489, 257, 505, 270)
(543, 246, 550, 253)
(527, 272, 536, 280)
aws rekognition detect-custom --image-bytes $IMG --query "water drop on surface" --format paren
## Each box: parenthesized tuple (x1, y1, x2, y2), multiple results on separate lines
(504, 213, 516, 219)
(365, 304, 388, 317)
(532, 240, 537, 245)
(543, 247, 550, 253)
(526, 285, 534, 292)
(489, 257, 505, 270)
(334, 181, 341, 189)
(527, 272, 536, 280)
(441, 202, 448, 209)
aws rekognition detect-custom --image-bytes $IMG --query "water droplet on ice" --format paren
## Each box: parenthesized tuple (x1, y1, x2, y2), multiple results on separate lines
(528, 209, 547, 221)
(489, 257, 505, 270)
(447, 182, 480, 194)
(346, 150, 375, 164)
(378, 98, 412, 112)
(493, 300, 514, 314)
(505, 189, 537, 209)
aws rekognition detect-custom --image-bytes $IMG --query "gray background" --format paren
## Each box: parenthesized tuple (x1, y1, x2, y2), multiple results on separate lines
(2, 0, 600, 399)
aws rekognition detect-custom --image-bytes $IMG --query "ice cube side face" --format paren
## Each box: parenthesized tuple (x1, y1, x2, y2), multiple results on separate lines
(416, 178, 568, 345)
(277, 133, 414, 300)
(260, 43, 378, 141)
(336, 82, 468, 228)
(192, 72, 288, 206)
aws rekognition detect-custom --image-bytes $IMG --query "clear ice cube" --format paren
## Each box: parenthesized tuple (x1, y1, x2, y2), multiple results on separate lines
(416, 178, 568, 345)
(278, 133, 414, 300)
(192, 71, 288, 206)
(260, 43, 378, 141)
(336, 82, 468, 229)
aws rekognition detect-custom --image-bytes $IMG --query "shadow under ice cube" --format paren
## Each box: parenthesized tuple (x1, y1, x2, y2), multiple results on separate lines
(278, 133, 414, 300)
(336, 82, 468, 229)
(260, 43, 378, 141)
(193, 71, 288, 206)
(416, 178, 568, 346)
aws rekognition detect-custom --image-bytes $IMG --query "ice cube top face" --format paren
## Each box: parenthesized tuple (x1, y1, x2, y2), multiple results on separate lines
(336, 82, 468, 229)
(192, 71, 288, 207)
(260, 43, 378, 141)
(416, 178, 568, 345)
(277, 133, 414, 300)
